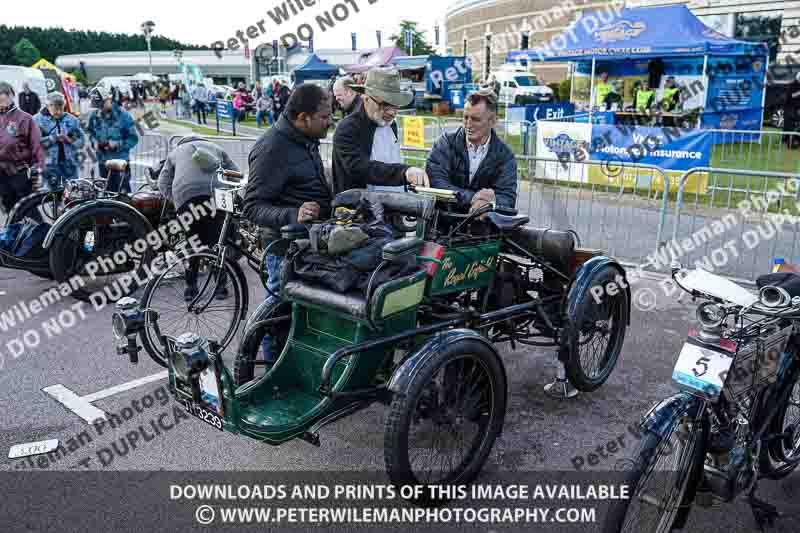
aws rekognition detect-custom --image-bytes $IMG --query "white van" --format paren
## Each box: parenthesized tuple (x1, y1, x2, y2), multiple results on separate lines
(491, 65, 554, 106)
(0, 66, 48, 109)
(94, 77, 134, 98)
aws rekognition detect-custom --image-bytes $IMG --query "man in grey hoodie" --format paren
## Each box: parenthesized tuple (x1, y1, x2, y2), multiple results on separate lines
(159, 135, 240, 301)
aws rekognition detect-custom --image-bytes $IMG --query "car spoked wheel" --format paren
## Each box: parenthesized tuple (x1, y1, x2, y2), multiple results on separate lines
(761, 374, 800, 479)
(564, 267, 628, 392)
(385, 339, 506, 503)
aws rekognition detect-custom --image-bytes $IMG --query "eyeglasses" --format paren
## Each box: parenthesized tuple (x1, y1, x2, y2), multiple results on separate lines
(368, 95, 399, 112)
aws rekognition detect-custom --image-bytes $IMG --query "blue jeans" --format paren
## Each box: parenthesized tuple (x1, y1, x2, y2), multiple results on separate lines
(260, 254, 284, 363)
(256, 111, 273, 127)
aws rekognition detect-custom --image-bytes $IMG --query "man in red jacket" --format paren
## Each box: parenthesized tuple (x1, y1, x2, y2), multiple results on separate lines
(0, 82, 45, 214)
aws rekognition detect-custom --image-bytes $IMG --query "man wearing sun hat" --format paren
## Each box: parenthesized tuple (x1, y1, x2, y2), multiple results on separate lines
(332, 67, 429, 194)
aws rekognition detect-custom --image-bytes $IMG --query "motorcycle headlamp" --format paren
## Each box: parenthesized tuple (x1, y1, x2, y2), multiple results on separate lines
(171, 332, 210, 381)
(696, 302, 725, 329)
(112, 297, 144, 339)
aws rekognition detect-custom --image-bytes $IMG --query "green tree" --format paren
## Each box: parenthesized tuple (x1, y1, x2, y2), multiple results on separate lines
(0, 25, 208, 66)
(12, 37, 41, 66)
(390, 21, 435, 56)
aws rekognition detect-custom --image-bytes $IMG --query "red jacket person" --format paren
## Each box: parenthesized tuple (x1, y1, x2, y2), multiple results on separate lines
(0, 82, 45, 214)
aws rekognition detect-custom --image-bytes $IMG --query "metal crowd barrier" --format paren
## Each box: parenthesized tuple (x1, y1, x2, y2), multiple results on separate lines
(518, 156, 670, 264)
(668, 167, 800, 282)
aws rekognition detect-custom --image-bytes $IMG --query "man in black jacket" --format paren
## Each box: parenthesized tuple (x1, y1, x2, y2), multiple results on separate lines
(19, 83, 42, 116)
(332, 68, 428, 194)
(244, 83, 332, 364)
(426, 89, 517, 212)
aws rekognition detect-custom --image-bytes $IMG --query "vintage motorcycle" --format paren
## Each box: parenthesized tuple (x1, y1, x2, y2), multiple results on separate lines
(112, 184, 631, 496)
(604, 263, 800, 532)
(1, 160, 171, 301)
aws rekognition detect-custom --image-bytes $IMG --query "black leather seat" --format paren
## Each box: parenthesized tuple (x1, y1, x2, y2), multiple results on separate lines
(284, 282, 369, 320)
(486, 212, 530, 232)
(510, 227, 576, 270)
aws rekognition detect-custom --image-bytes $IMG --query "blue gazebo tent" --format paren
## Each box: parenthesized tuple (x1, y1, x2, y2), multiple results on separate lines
(292, 54, 339, 85)
(507, 5, 769, 127)
(508, 5, 767, 62)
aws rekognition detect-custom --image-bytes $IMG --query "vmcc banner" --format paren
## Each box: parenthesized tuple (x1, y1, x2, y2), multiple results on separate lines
(536, 122, 712, 193)
(535, 121, 593, 182)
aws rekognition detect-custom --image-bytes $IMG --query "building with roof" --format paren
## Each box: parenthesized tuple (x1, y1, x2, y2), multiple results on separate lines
(55, 47, 366, 86)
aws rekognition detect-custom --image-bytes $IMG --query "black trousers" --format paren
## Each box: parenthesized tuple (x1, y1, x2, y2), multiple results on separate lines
(0, 169, 34, 214)
(177, 195, 226, 285)
(195, 103, 208, 125)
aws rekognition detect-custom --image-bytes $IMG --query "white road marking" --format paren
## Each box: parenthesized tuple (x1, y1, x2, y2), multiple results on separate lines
(43, 384, 107, 424)
(83, 371, 167, 403)
(44, 371, 168, 424)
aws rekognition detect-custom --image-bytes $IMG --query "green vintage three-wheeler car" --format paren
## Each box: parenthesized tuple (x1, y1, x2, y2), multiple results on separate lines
(112, 186, 630, 493)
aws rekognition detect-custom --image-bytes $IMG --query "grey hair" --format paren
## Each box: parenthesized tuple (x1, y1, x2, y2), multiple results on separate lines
(46, 92, 66, 106)
(333, 76, 355, 92)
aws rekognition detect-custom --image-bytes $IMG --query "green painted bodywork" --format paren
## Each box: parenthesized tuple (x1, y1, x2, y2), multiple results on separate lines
(427, 241, 501, 296)
(170, 236, 505, 445)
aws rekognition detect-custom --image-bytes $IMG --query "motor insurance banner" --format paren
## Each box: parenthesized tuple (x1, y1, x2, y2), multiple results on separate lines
(589, 124, 711, 193)
(535, 122, 711, 193)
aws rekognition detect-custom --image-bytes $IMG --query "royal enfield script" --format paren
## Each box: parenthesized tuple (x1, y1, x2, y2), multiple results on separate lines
(442, 256, 497, 288)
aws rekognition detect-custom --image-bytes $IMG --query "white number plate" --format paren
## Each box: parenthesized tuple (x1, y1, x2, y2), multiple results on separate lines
(672, 341, 734, 401)
(214, 189, 236, 213)
(8, 439, 60, 459)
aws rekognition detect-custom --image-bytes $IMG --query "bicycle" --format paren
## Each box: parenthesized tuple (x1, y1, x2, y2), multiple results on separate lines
(604, 262, 800, 532)
(137, 163, 269, 367)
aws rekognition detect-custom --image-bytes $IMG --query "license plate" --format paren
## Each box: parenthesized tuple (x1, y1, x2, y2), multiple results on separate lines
(672, 341, 734, 401)
(214, 189, 236, 213)
(182, 399, 224, 431)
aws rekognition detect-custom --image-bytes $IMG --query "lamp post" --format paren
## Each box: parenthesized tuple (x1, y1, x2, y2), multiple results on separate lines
(174, 49, 183, 82)
(141, 20, 156, 77)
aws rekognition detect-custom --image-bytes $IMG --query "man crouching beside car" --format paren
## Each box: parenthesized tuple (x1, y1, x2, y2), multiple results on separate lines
(425, 88, 517, 213)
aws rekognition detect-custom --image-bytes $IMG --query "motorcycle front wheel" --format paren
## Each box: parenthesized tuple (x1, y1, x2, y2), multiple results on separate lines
(603, 403, 706, 533)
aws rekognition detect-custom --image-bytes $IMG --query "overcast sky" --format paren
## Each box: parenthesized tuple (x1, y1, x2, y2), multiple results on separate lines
(4, 0, 450, 51)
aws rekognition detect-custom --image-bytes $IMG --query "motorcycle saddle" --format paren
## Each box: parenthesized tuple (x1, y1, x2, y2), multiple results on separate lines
(486, 212, 529, 232)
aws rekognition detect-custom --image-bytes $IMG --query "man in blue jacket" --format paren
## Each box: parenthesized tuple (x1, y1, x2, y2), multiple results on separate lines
(34, 92, 85, 188)
(86, 87, 139, 192)
(425, 88, 517, 213)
